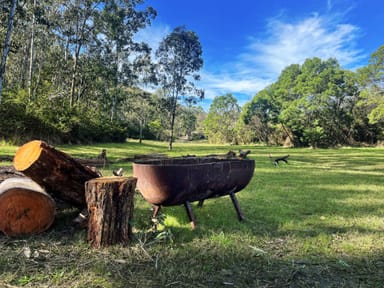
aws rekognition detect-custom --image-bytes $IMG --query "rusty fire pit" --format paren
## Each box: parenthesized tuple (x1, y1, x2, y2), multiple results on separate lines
(133, 157, 255, 229)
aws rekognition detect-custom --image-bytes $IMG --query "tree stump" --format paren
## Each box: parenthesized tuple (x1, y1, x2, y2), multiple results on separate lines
(0, 177, 55, 236)
(85, 177, 137, 248)
(13, 140, 99, 207)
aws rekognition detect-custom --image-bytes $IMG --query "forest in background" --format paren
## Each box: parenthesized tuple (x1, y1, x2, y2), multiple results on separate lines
(0, 0, 383, 147)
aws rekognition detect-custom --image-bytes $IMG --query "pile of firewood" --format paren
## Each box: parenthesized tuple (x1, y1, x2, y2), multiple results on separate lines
(0, 140, 136, 248)
(0, 140, 100, 237)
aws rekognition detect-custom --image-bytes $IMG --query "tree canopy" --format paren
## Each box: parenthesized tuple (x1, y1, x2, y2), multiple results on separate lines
(0, 1, 383, 147)
(203, 94, 240, 144)
(156, 26, 204, 150)
(240, 54, 383, 147)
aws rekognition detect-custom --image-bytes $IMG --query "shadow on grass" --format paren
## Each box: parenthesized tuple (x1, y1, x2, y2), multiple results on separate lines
(1, 181, 384, 287)
(145, 155, 384, 242)
(2, 147, 384, 287)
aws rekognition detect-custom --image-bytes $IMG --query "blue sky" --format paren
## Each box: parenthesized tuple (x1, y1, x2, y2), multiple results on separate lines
(137, 0, 383, 110)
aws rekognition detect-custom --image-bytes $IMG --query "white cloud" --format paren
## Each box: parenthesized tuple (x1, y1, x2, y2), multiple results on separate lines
(199, 71, 270, 100)
(136, 11, 364, 110)
(200, 12, 363, 105)
(242, 14, 363, 76)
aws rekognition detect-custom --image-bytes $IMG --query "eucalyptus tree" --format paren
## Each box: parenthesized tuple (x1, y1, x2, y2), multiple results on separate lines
(240, 87, 280, 144)
(92, 0, 156, 121)
(26, 0, 61, 101)
(179, 104, 199, 140)
(155, 26, 204, 150)
(203, 93, 240, 144)
(267, 58, 356, 146)
(358, 45, 384, 124)
(243, 57, 360, 147)
(0, 0, 17, 104)
(121, 87, 153, 143)
(57, 0, 100, 108)
(1, 0, 66, 101)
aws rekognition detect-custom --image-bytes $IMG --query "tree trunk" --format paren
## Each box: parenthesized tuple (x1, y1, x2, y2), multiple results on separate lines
(169, 95, 177, 151)
(139, 118, 143, 144)
(0, 0, 17, 105)
(13, 140, 99, 207)
(85, 177, 137, 248)
(69, 44, 80, 108)
(0, 177, 55, 236)
(28, 0, 36, 101)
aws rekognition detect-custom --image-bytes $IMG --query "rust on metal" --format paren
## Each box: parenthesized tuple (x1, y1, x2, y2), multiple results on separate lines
(133, 157, 255, 228)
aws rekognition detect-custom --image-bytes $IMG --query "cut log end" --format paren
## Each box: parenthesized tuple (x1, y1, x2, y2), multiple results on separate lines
(13, 140, 100, 207)
(0, 178, 55, 236)
(13, 140, 43, 171)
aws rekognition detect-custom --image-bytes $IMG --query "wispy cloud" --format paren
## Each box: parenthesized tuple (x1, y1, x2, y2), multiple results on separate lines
(199, 72, 270, 101)
(201, 12, 364, 102)
(243, 13, 363, 76)
(135, 9, 364, 109)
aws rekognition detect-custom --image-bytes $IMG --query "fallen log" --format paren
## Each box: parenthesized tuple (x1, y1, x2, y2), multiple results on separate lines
(0, 155, 13, 162)
(133, 153, 168, 161)
(85, 177, 136, 248)
(75, 158, 110, 168)
(0, 166, 25, 183)
(0, 177, 55, 236)
(75, 148, 110, 167)
(13, 140, 99, 207)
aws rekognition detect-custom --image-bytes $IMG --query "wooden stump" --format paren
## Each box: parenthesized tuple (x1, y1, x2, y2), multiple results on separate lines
(0, 177, 55, 236)
(85, 177, 137, 248)
(13, 140, 100, 207)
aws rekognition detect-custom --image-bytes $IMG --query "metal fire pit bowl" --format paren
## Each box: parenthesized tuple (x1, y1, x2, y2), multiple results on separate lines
(133, 157, 255, 229)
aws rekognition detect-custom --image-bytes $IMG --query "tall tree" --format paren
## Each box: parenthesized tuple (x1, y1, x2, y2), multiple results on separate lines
(357, 45, 384, 124)
(242, 57, 360, 147)
(0, 0, 17, 105)
(93, 0, 156, 121)
(59, 0, 99, 108)
(156, 26, 203, 150)
(121, 87, 153, 143)
(240, 87, 279, 144)
(203, 93, 240, 144)
(27, 0, 36, 100)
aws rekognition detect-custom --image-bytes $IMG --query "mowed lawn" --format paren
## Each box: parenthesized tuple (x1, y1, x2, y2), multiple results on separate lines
(1, 140, 384, 287)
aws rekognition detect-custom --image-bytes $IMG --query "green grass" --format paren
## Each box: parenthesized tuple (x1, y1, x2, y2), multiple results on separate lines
(1, 140, 384, 287)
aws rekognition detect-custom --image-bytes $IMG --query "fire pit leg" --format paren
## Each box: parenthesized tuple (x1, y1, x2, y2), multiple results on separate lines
(198, 199, 204, 207)
(229, 191, 244, 221)
(150, 205, 162, 228)
(184, 201, 196, 229)
(152, 205, 161, 218)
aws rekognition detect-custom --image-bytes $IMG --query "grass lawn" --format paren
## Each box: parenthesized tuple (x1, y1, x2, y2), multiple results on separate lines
(1, 140, 384, 287)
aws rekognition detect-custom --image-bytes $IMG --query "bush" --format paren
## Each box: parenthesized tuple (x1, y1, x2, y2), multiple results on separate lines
(0, 99, 128, 145)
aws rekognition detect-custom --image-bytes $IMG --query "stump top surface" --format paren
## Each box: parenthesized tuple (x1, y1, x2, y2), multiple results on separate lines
(13, 140, 43, 171)
(87, 176, 137, 184)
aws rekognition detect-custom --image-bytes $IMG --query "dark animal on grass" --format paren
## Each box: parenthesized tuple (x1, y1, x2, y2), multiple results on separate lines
(239, 150, 251, 159)
(97, 149, 107, 160)
(269, 154, 289, 166)
(226, 150, 237, 158)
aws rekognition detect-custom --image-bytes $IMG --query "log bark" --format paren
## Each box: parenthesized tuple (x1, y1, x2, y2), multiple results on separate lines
(75, 158, 109, 168)
(0, 177, 55, 236)
(13, 140, 99, 207)
(85, 177, 137, 248)
(0, 166, 25, 183)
